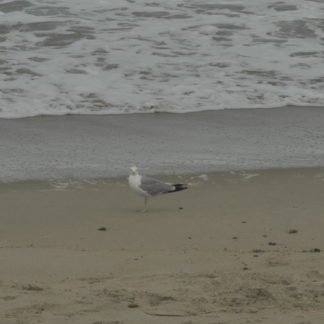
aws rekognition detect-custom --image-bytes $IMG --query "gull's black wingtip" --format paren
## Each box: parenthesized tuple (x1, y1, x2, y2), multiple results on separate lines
(172, 183, 188, 192)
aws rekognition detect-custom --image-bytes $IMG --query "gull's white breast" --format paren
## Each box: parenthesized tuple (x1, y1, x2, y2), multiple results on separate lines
(128, 174, 149, 196)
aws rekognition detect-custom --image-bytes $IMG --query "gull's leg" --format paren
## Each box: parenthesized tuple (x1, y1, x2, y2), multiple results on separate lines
(142, 196, 148, 212)
(135, 196, 148, 213)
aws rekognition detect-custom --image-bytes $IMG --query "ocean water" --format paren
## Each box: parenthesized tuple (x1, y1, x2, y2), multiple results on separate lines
(1, 0, 324, 118)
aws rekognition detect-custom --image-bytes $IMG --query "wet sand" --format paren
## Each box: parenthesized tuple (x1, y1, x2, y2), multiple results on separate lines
(1, 168, 324, 323)
(0, 106, 324, 182)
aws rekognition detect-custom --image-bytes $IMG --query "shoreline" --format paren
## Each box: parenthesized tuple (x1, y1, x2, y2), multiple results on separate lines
(0, 164, 323, 185)
(1, 104, 323, 120)
(0, 106, 323, 182)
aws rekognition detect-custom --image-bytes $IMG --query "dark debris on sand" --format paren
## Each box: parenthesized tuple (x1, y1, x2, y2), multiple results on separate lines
(303, 248, 321, 253)
(22, 284, 44, 291)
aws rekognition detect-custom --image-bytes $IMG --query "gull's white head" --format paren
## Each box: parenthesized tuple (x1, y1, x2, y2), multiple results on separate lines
(130, 166, 139, 175)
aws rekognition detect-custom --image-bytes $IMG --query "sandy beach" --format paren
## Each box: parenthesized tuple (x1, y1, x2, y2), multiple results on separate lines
(1, 167, 324, 323)
(2, 1, 324, 322)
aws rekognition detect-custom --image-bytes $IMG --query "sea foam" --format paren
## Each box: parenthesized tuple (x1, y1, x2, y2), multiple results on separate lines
(0, 0, 324, 118)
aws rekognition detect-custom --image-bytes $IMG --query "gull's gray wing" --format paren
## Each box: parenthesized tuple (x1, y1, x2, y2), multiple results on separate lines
(140, 176, 174, 196)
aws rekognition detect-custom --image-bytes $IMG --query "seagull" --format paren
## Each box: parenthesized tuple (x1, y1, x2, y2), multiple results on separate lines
(128, 166, 187, 212)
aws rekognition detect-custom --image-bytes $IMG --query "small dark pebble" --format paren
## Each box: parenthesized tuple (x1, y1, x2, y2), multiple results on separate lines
(2, 296, 16, 301)
(22, 284, 44, 291)
(128, 303, 139, 308)
(288, 229, 298, 234)
(97, 227, 107, 231)
(252, 249, 265, 253)
(268, 242, 277, 246)
(303, 248, 321, 253)
(242, 221, 247, 224)
(179, 207, 184, 210)
(243, 267, 249, 271)
(262, 234, 268, 238)
(232, 236, 238, 240)
(187, 236, 192, 240)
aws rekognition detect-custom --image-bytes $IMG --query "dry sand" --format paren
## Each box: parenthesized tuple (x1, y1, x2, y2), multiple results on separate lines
(1, 167, 324, 323)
